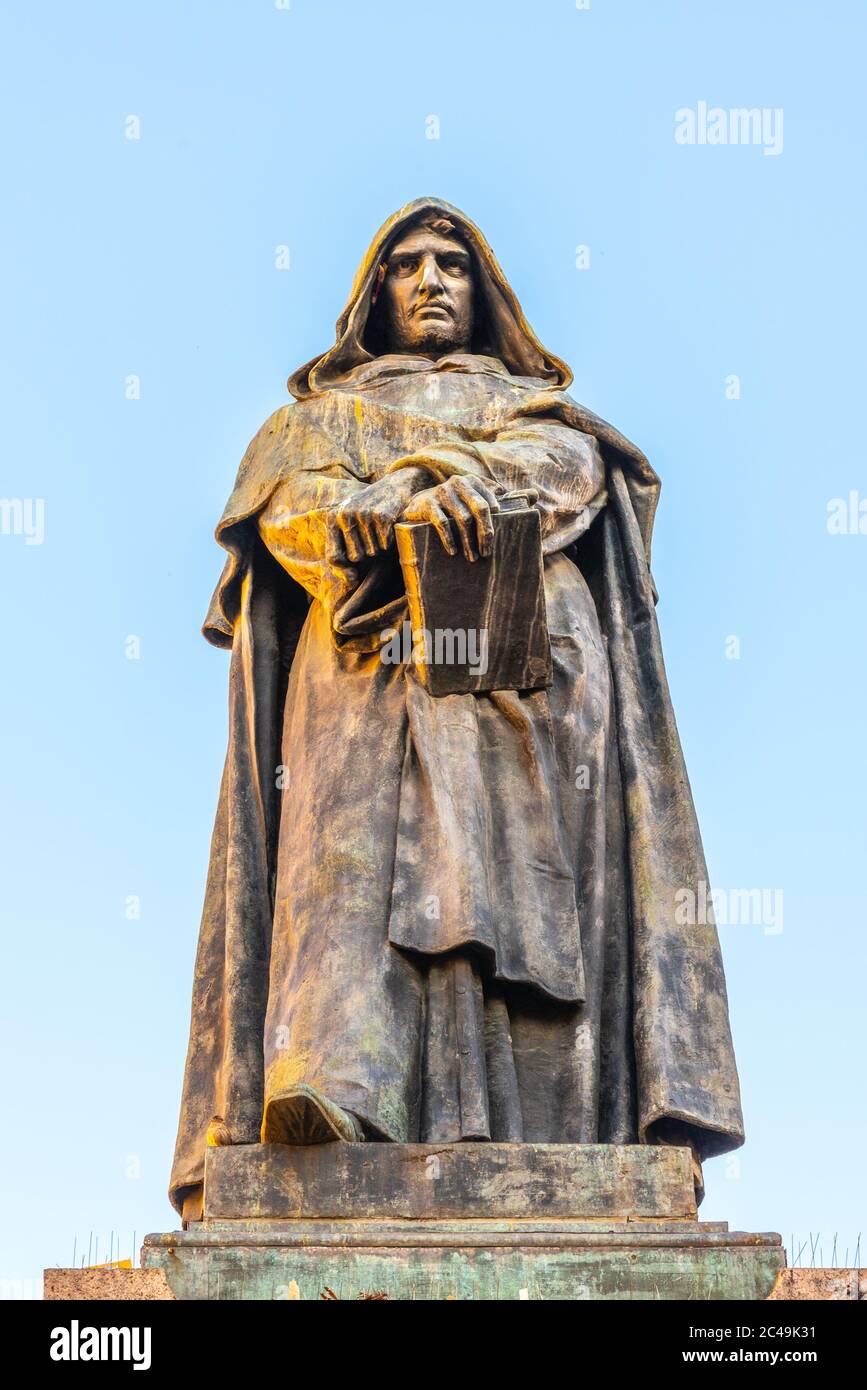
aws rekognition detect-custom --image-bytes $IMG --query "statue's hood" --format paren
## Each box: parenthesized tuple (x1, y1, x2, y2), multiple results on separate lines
(287, 197, 573, 399)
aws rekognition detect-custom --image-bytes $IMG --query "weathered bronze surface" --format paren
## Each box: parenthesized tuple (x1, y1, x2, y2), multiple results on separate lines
(169, 198, 744, 1220)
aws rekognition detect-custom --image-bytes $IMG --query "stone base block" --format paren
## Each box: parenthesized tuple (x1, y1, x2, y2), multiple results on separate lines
(141, 1222, 782, 1300)
(136, 1143, 785, 1300)
(203, 1141, 699, 1222)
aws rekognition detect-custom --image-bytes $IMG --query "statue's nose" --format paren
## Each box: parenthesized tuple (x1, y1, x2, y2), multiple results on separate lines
(418, 255, 444, 295)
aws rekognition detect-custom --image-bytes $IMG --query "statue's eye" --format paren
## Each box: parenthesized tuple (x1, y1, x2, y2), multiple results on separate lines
(443, 258, 467, 276)
(392, 257, 418, 276)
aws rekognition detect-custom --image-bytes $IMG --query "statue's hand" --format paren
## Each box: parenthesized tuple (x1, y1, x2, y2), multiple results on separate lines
(325, 469, 429, 563)
(400, 476, 502, 562)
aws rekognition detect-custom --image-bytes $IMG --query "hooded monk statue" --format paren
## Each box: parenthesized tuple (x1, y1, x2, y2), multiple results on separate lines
(169, 198, 744, 1219)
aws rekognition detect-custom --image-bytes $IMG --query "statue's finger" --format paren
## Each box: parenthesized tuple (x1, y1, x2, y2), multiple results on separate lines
(373, 512, 393, 551)
(464, 477, 501, 512)
(473, 502, 495, 558)
(325, 512, 348, 565)
(354, 509, 378, 557)
(428, 502, 457, 556)
(339, 513, 363, 563)
(442, 494, 477, 562)
(452, 480, 494, 558)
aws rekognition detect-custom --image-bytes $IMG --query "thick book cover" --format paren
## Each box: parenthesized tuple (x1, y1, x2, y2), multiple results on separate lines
(394, 495, 552, 696)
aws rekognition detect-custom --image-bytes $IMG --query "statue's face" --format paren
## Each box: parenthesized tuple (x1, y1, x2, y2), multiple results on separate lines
(379, 227, 474, 357)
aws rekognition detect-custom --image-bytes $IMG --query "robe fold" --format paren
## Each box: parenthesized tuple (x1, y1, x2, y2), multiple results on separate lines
(169, 198, 743, 1216)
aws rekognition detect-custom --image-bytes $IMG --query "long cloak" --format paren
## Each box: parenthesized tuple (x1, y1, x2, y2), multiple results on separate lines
(169, 198, 744, 1215)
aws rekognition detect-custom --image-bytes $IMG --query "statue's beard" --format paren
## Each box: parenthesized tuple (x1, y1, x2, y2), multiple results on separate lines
(414, 323, 465, 355)
(387, 312, 473, 359)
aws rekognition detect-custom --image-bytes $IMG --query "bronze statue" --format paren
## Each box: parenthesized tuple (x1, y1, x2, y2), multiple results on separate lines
(169, 198, 744, 1220)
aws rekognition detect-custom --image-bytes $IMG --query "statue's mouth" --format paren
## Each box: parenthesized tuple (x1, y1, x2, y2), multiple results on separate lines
(414, 302, 452, 319)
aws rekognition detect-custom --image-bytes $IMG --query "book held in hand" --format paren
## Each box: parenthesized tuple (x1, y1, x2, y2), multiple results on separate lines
(394, 493, 552, 696)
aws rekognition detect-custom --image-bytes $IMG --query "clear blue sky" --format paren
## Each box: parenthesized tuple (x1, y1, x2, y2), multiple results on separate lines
(1, 0, 864, 1294)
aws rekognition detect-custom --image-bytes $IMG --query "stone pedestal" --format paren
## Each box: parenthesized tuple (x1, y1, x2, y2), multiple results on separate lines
(139, 1143, 784, 1300)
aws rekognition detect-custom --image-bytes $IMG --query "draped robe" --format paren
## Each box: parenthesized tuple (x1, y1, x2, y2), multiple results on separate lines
(168, 199, 744, 1216)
